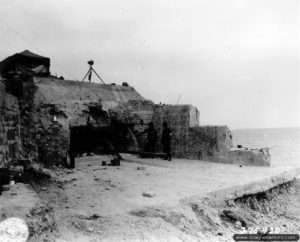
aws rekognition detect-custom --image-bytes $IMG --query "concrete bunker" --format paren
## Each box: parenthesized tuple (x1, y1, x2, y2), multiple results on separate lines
(0, 51, 270, 168)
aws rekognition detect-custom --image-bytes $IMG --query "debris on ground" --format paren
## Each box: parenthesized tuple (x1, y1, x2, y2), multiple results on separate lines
(142, 191, 156, 198)
(1, 155, 299, 241)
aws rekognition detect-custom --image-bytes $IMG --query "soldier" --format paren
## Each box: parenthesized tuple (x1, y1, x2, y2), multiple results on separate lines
(162, 121, 172, 161)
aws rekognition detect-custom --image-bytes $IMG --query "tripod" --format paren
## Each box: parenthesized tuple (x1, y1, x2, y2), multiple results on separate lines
(82, 61, 105, 84)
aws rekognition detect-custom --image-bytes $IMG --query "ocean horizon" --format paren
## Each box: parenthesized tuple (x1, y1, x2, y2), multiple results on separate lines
(232, 127, 300, 167)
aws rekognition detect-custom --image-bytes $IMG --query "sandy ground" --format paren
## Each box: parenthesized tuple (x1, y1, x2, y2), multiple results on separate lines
(50, 154, 297, 215)
(1, 155, 299, 241)
(0, 183, 40, 219)
(32, 155, 299, 241)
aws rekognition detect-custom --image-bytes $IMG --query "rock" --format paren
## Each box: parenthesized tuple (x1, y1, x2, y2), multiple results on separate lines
(220, 210, 247, 227)
(226, 200, 235, 207)
(92, 213, 101, 219)
(87, 227, 94, 233)
(235, 221, 242, 228)
(142, 191, 156, 198)
(288, 187, 296, 195)
(72, 221, 81, 229)
(220, 210, 238, 222)
(73, 220, 86, 230)
(179, 224, 185, 230)
(217, 232, 223, 236)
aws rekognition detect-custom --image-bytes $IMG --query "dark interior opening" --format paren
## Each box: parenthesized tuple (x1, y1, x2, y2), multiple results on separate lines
(5, 79, 23, 98)
(69, 125, 126, 157)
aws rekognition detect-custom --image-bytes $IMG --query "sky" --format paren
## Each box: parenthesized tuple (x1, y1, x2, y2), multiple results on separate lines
(0, 0, 299, 129)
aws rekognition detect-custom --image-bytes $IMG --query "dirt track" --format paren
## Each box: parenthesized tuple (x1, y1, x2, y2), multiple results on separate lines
(28, 155, 300, 241)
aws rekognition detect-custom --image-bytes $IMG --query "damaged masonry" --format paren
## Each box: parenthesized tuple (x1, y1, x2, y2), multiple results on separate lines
(0, 50, 272, 169)
(0, 50, 270, 168)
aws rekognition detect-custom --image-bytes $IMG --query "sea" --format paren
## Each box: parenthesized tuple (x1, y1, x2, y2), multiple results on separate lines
(232, 127, 300, 167)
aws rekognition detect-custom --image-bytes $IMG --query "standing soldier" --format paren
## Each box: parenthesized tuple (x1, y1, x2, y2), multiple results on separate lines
(162, 121, 172, 161)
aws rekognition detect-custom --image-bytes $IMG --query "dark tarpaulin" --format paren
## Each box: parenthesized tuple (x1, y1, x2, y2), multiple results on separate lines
(0, 50, 50, 78)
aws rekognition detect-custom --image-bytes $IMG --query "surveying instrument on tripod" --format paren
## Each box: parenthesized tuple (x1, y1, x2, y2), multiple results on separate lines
(82, 60, 105, 84)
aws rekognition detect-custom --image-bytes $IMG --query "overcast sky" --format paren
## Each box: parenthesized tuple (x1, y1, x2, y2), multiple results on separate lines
(0, 0, 299, 129)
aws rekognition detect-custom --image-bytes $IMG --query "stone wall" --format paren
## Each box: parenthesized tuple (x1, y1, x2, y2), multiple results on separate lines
(20, 102, 70, 166)
(0, 82, 21, 167)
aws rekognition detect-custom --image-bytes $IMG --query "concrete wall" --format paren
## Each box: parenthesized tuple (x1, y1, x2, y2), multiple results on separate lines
(0, 82, 21, 167)
(109, 103, 202, 154)
(2, 76, 269, 167)
(109, 100, 155, 151)
(20, 77, 146, 166)
(108, 102, 269, 166)
(184, 125, 233, 160)
(151, 105, 200, 155)
(220, 147, 271, 166)
(109, 103, 233, 161)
